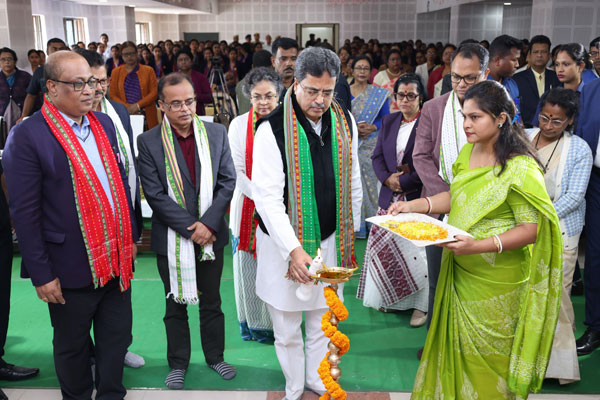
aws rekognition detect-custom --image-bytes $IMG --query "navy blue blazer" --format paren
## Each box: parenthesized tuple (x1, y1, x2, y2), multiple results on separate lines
(513, 68, 560, 127)
(371, 112, 422, 209)
(578, 78, 600, 159)
(3, 110, 138, 288)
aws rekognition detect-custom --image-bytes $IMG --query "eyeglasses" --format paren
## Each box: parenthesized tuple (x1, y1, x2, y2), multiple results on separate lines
(354, 66, 370, 71)
(121, 51, 137, 57)
(53, 78, 99, 91)
(538, 114, 568, 128)
(393, 92, 419, 101)
(250, 93, 277, 102)
(298, 82, 334, 100)
(0, 57, 14, 63)
(589, 51, 600, 58)
(162, 98, 196, 111)
(450, 73, 481, 84)
(97, 78, 110, 87)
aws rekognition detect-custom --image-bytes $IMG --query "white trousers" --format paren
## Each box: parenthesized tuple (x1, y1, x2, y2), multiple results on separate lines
(267, 304, 328, 400)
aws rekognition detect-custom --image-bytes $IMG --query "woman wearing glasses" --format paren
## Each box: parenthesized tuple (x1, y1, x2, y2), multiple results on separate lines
(527, 88, 592, 384)
(532, 43, 588, 129)
(357, 73, 428, 327)
(227, 67, 283, 342)
(109, 41, 159, 129)
(350, 55, 391, 238)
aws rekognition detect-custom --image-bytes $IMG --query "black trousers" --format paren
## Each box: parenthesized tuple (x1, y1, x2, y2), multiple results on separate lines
(156, 248, 225, 369)
(48, 278, 131, 400)
(425, 244, 443, 329)
(585, 169, 600, 330)
(0, 229, 12, 365)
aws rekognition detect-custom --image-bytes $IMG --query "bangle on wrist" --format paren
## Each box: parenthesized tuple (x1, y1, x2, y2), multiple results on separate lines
(425, 196, 433, 214)
(492, 234, 503, 253)
(136, 103, 141, 112)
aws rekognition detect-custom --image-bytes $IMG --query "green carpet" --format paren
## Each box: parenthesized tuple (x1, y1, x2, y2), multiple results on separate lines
(3, 239, 600, 394)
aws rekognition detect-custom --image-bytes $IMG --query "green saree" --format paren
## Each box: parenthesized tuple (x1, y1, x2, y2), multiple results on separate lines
(412, 144, 562, 400)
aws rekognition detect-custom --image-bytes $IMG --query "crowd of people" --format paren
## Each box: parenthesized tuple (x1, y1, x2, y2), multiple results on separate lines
(0, 28, 600, 400)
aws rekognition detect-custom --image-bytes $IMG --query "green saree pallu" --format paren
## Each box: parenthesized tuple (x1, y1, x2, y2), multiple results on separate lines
(412, 144, 562, 400)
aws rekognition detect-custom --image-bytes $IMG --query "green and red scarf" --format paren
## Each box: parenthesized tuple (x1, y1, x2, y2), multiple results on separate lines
(238, 107, 259, 255)
(42, 96, 133, 290)
(283, 88, 356, 268)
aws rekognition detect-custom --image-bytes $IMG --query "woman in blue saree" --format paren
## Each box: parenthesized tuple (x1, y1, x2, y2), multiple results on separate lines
(351, 55, 391, 238)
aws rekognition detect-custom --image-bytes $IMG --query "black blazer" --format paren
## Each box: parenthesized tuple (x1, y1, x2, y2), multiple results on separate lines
(371, 112, 422, 209)
(137, 121, 236, 255)
(513, 68, 560, 127)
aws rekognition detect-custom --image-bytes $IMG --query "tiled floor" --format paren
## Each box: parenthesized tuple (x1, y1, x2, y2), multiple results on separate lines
(2, 389, 600, 400)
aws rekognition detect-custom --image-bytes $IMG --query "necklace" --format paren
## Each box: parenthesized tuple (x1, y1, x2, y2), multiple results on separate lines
(402, 110, 421, 124)
(535, 133, 562, 173)
(387, 69, 402, 77)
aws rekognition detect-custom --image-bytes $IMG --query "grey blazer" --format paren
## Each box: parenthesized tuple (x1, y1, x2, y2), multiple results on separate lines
(137, 121, 236, 255)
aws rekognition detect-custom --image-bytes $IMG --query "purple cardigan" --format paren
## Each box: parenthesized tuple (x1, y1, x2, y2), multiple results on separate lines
(0, 69, 31, 115)
(372, 112, 422, 209)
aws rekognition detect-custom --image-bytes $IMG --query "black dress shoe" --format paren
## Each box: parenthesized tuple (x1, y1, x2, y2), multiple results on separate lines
(576, 327, 600, 356)
(0, 388, 8, 400)
(0, 364, 40, 381)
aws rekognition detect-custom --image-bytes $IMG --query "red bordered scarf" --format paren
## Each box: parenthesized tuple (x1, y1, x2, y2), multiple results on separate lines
(42, 97, 133, 291)
(238, 107, 259, 255)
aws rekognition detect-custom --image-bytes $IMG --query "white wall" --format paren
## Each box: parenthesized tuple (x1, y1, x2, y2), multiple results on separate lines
(502, 3, 533, 41)
(0, 0, 36, 70)
(30, 0, 134, 46)
(155, 0, 418, 47)
(551, 0, 600, 45)
(455, 3, 503, 43)
(417, 8, 451, 44)
(135, 11, 159, 44)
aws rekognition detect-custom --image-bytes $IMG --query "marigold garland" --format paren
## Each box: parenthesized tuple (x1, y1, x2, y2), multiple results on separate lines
(319, 287, 350, 400)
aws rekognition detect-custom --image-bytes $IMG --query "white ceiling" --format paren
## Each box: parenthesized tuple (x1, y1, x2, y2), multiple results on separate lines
(62, 0, 211, 14)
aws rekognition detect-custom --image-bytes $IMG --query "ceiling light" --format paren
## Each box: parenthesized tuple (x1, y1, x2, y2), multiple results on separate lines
(504, 2, 512, 5)
(99, 0, 107, 2)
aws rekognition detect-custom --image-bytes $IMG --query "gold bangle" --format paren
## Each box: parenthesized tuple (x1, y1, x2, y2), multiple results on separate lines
(492, 234, 503, 253)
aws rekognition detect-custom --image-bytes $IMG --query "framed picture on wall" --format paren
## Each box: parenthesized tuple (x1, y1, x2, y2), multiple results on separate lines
(296, 23, 339, 51)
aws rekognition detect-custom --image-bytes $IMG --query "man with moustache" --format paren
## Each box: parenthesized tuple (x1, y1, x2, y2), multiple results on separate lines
(272, 37, 299, 93)
(17, 38, 68, 122)
(487, 35, 523, 121)
(412, 43, 490, 345)
(252, 46, 362, 400)
(137, 73, 236, 389)
(3, 50, 138, 399)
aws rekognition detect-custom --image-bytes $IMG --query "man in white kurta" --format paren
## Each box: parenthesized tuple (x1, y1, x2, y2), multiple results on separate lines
(252, 47, 362, 400)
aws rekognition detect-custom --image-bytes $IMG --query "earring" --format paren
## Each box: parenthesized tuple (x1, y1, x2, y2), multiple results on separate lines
(498, 123, 503, 128)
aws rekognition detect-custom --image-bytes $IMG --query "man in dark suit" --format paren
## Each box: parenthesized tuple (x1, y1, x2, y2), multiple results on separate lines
(513, 35, 560, 127)
(0, 164, 39, 399)
(137, 72, 236, 389)
(76, 48, 146, 369)
(576, 77, 600, 355)
(3, 51, 139, 400)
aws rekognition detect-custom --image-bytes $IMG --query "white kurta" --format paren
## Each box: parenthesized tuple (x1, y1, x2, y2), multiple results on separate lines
(228, 112, 253, 237)
(252, 111, 362, 312)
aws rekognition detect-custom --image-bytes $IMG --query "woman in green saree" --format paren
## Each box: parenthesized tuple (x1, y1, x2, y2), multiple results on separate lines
(389, 81, 562, 400)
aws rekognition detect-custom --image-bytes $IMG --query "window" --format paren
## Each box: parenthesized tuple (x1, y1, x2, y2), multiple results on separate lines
(32, 15, 46, 51)
(135, 22, 151, 44)
(63, 18, 87, 47)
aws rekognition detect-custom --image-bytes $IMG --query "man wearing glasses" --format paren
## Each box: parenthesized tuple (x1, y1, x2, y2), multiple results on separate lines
(137, 73, 236, 389)
(2, 50, 139, 399)
(583, 37, 600, 82)
(412, 43, 489, 353)
(252, 46, 362, 400)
